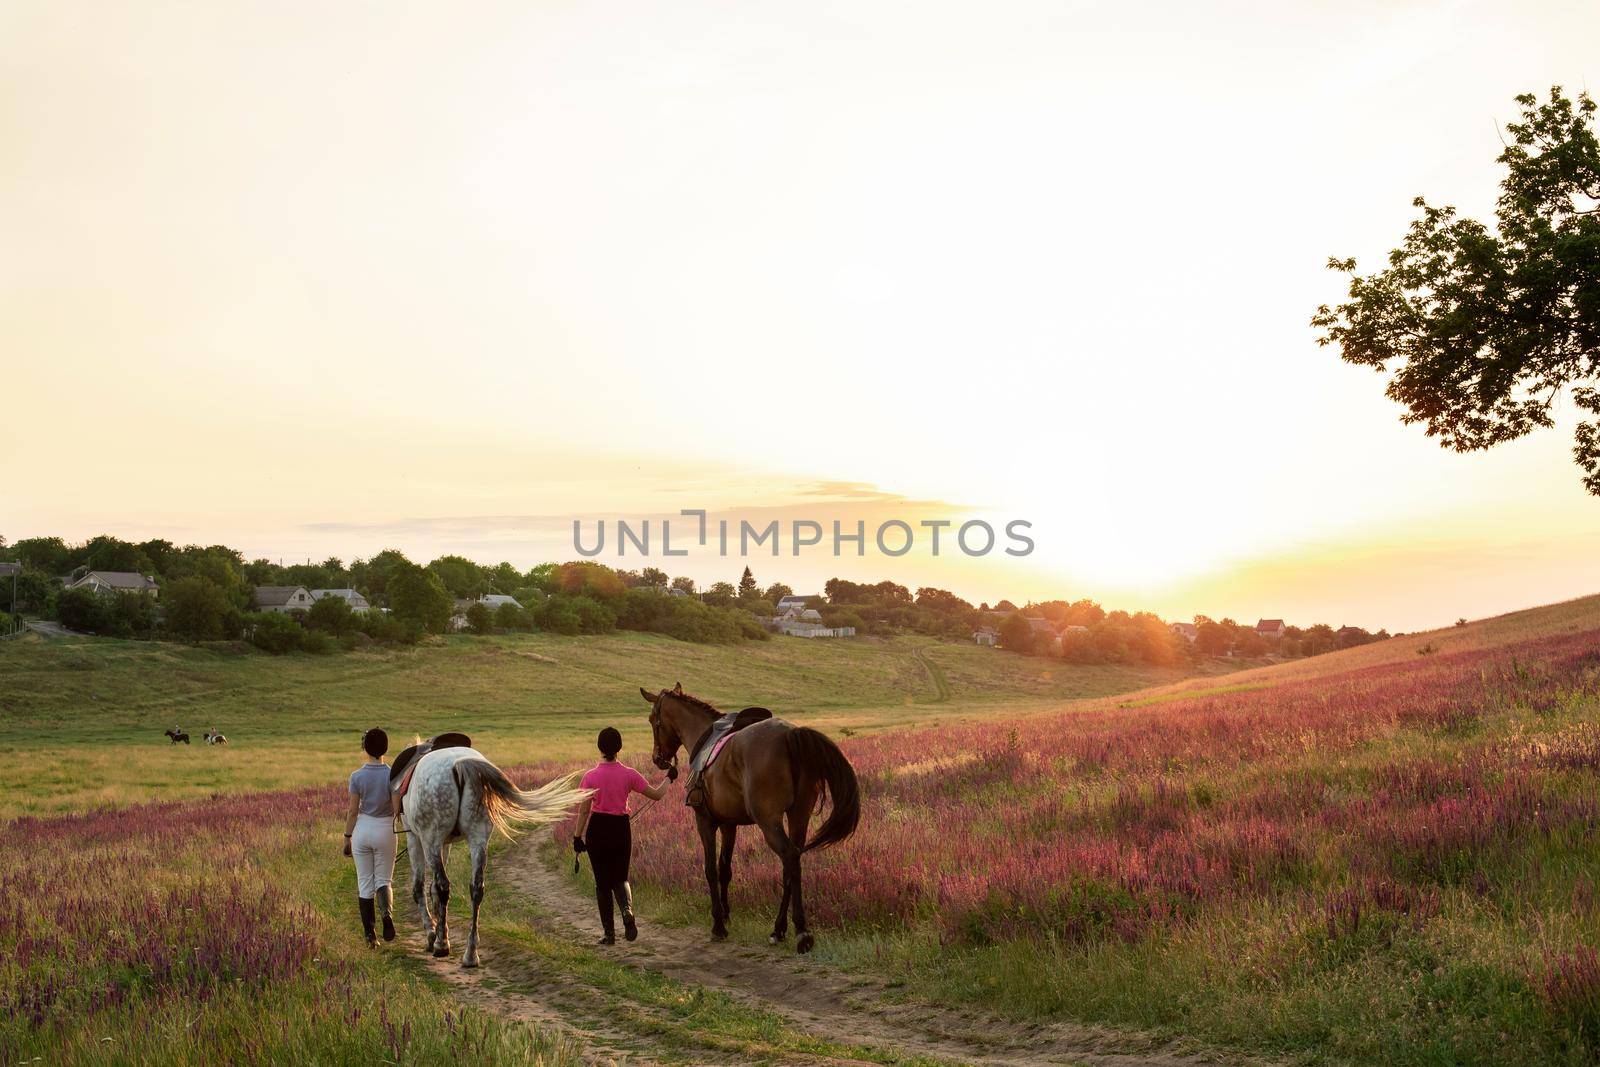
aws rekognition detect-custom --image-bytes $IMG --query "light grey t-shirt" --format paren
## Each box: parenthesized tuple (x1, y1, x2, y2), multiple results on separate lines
(350, 763, 393, 817)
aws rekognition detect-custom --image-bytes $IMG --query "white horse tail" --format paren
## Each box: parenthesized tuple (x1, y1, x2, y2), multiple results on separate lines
(452, 760, 591, 839)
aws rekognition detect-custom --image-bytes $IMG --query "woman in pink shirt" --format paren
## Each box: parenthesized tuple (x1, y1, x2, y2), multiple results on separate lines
(573, 727, 673, 943)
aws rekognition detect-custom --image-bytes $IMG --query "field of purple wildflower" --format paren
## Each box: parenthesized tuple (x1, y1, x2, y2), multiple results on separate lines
(609, 628, 1600, 1065)
(6, 605, 1598, 1064)
(0, 787, 576, 1064)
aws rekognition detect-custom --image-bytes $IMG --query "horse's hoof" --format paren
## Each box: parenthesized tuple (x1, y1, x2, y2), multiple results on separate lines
(796, 932, 815, 954)
(461, 955, 479, 969)
(432, 945, 451, 959)
(711, 930, 729, 942)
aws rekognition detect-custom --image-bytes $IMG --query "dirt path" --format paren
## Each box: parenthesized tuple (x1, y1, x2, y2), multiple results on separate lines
(420, 835, 1258, 1066)
(912, 647, 953, 703)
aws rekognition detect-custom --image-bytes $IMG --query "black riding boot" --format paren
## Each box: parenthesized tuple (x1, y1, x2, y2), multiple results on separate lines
(375, 885, 395, 942)
(358, 897, 377, 947)
(594, 883, 616, 944)
(614, 881, 637, 941)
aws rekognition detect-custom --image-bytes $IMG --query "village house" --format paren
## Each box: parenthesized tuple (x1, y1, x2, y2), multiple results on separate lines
(974, 626, 1000, 646)
(69, 571, 160, 598)
(254, 586, 313, 614)
(774, 595, 816, 614)
(1255, 618, 1287, 639)
(1169, 621, 1198, 643)
(310, 588, 371, 612)
(770, 604, 854, 638)
(772, 606, 822, 632)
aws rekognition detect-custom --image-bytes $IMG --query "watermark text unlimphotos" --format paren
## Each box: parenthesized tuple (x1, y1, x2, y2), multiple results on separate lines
(573, 511, 1033, 558)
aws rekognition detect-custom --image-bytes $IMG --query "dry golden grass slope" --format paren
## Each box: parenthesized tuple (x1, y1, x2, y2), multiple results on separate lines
(1108, 591, 1600, 710)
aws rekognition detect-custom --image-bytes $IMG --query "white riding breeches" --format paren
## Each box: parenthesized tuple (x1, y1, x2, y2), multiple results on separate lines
(351, 813, 396, 897)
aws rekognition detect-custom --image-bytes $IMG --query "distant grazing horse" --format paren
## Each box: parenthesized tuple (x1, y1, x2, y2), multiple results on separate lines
(642, 683, 860, 952)
(393, 741, 588, 967)
(164, 728, 189, 745)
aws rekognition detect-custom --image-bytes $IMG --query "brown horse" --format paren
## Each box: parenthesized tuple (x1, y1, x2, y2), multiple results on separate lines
(641, 684, 860, 952)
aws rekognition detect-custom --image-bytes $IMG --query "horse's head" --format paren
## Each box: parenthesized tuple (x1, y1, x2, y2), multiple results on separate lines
(640, 682, 688, 770)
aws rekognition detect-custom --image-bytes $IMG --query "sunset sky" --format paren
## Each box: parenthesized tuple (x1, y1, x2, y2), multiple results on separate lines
(4, 0, 1599, 632)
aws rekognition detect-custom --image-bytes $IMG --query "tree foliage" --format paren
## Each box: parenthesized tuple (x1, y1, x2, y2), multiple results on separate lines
(163, 576, 230, 642)
(428, 555, 489, 599)
(307, 594, 355, 635)
(247, 611, 304, 654)
(1314, 88, 1600, 494)
(997, 613, 1035, 653)
(465, 601, 494, 635)
(387, 565, 453, 633)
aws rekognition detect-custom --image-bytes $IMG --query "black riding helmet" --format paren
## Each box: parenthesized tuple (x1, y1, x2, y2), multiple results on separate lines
(597, 726, 622, 758)
(363, 727, 389, 759)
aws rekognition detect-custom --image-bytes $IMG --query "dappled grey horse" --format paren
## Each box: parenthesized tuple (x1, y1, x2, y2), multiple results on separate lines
(396, 745, 588, 967)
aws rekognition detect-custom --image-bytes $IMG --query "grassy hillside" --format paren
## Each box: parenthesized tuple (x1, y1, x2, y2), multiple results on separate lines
(1121, 591, 1600, 705)
(5, 597, 1599, 1064)
(0, 630, 1218, 816)
(609, 594, 1600, 1066)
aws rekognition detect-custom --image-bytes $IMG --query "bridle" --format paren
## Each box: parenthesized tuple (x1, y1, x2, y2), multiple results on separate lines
(648, 692, 680, 776)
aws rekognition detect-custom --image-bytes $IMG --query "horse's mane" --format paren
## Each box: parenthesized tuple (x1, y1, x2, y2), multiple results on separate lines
(668, 688, 721, 715)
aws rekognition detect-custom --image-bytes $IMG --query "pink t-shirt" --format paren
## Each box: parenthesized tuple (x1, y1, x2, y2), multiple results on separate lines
(581, 760, 650, 816)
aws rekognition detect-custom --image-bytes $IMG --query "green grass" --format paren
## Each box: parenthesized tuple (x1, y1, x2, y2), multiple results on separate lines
(16, 603, 1596, 1064)
(0, 628, 1219, 1062)
(0, 629, 1207, 816)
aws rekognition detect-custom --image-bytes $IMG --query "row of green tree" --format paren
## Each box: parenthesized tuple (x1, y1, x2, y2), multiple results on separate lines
(1188, 617, 1388, 659)
(0, 533, 1385, 661)
(814, 578, 1387, 667)
(0, 534, 774, 648)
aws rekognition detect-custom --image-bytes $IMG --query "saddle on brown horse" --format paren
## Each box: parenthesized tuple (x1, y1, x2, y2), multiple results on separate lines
(391, 732, 473, 806)
(684, 708, 771, 807)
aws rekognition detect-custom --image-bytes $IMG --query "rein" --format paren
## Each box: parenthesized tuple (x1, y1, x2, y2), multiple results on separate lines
(632, 755, 677, 822)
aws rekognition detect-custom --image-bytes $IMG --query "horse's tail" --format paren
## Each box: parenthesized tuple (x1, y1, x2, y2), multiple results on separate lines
(785, 727, 860, 853)
(453, 760, 591, 839)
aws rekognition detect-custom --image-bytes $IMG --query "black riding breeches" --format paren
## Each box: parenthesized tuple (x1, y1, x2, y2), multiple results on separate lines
(586, 812, 633, 934)
(587, 812, 632, 888)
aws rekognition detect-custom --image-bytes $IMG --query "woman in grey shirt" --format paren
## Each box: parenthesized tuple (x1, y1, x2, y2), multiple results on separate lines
(342, 728, 396, 946)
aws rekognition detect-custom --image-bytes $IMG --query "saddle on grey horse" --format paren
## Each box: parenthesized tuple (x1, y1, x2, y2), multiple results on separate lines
(390, 732, 473, 802)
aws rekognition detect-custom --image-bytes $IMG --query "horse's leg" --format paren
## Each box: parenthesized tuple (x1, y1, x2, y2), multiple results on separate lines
(461, 825, 488, 968)
(717, 823, 737, 927)
(788, 800, 816, 954)
(411, 835, 436, 951)
(757, 817, 794, 947)
(697, 813, 726, 940)
(430, 842, 452, 958)
(770, 876, 792, 945)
